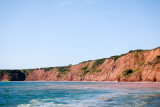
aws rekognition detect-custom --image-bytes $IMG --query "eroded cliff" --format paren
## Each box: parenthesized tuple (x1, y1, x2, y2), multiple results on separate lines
(1, 47, 160, 82)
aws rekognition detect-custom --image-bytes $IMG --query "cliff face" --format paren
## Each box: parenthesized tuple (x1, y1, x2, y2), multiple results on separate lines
(1, 47, 160, 82)
(26, 47, 160, 82)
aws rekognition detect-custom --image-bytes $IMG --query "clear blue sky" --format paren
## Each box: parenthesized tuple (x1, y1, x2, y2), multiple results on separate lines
(0, 0, 160, 69)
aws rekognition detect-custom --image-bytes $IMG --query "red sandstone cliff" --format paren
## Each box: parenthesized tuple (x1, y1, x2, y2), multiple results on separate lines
(0, 74, 9, 81)
(25, 47, 160, 82)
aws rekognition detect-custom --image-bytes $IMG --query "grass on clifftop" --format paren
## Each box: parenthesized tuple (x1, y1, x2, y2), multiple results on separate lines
(129, 49, 144, 53)
(80, 47, 160, 67)
(79, 60, 92, 64)
(57, 66, 71, 73)
(44, 67, 54, 72)
(56, 66, 71, 78)
(153, 46, 160, 50)
(110, 55, 121, 61)
(92, 58, 106, 68)
(20, 69, 34, 77)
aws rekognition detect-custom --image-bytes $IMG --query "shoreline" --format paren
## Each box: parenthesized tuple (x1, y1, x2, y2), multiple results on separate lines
(0, 81, 160, 83)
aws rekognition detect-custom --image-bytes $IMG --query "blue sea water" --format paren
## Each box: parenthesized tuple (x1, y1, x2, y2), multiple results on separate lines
(0, 82, 160, 107)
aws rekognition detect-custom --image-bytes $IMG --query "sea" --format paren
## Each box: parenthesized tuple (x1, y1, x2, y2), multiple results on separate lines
(0, 81, 160, 107)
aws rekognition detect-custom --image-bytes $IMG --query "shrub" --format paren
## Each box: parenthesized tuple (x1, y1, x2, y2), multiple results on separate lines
(110, 55, 120, 61)
(123, 69, 133, 77)
(154, 46, 160, 50)
(138, 61, 145, 66)
(92, 68, 101, 73)
(82, 64, 89, 71)
(68, 64, 72, 66)
(57, 74, 61, 78)
(79, 60, 92, 64)
(57, 66, 71, 73)
(129, 49, 144, 53)
(0, 70, 4, 75)
(154, 55, 160, 65)
(81, 64, 90, 76)
(123, 68, 140, 77)
(157, 55, 160, 59)
(148, 62, 153, 65)
(55, 66, 71, 78)
(82, 70, 90, 76)
(117, 73, 121, 77)
(0, 70, 25, 81)
(149, 55, 160, 66)
(92, 58, 106, 68)
(21, 69, 34, 77)
(44, 67, 54, 72)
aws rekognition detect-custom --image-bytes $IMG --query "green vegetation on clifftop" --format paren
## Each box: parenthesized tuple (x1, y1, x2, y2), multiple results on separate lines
(1, 47, 159, 81)
(92, 58, 106, 68)
(21, 69, 34, 77)
(56, 66, 71, 78)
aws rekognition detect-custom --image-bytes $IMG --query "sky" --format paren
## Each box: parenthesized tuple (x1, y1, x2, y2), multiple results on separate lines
(0, 0, 160, 69)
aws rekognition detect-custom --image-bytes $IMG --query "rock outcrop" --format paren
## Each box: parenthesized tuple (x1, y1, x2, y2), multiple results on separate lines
(1, 47, 160, 82)
(0, 74, 9, 81)
(0, 70, 25, 81)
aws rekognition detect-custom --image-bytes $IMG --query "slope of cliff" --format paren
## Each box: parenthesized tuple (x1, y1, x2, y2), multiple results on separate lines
(1, 47, 160, 82)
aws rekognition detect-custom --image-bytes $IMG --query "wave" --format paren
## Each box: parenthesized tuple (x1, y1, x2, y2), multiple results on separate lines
(17, 91, 129, 107)
(17, 98, 98, 107)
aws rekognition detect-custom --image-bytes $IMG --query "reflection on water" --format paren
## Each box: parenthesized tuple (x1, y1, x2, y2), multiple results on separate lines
(0, 82, 160, 107)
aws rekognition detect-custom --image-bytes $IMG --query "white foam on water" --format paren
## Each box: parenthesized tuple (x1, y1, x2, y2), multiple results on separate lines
(17, 87, 152, 107)
(17, 91, 124, 107)
(17, 104, 31, 107)
(17, 99, 65, 107)
(17, 93, 148, 107)
(17, 95, 109, 107)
